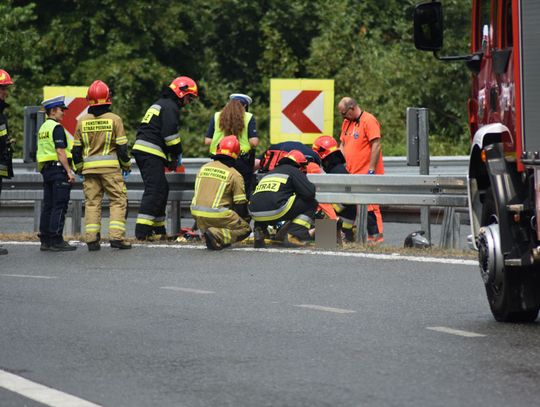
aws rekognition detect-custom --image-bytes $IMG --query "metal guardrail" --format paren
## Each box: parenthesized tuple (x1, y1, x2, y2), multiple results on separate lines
(1, 165, 468, 248)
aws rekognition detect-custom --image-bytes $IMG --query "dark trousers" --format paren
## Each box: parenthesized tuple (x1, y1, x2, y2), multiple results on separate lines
(234, 155, 255, 198)
(134, 152, 169, 239)
(255, 197, 318, 241)
(39, 166, 72, 245)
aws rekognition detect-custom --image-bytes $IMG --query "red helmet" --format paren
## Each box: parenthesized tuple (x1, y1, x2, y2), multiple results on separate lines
(86, 80, 112, 106)
(169, 76, 198, 99)
(216, 135, 240, 159)
(0, 69, 13, 85)
(306, 162, 322, 174)
(312, 135, 339, 160)
(285, 150, 308, 168)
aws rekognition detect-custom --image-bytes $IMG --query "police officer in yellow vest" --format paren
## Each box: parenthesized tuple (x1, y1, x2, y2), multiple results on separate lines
(191, 136, 251, 250)
(73, 80, 132, 251)
(204, 93, 258, 196)
(36, 96, 77, 251)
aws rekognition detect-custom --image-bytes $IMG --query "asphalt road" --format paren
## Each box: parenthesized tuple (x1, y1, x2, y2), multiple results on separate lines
(0, 243, 538, 407)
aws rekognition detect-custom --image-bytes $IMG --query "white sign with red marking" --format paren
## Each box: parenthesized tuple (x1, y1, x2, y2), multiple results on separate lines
(43, 86, 89, 137)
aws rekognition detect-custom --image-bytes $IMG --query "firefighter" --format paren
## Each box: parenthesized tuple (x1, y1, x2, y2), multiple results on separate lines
(312, 135, 358, 242)
(132, 76, 198, 240)
(205, 93, 258, 196)
(191, 136, 251, 250)
(72, 80, 132, 251)
(0, 69, 14, 255)
(256, 141, 320, 173)
(249, 150, 317, 248)
(36, 96, 77, 251)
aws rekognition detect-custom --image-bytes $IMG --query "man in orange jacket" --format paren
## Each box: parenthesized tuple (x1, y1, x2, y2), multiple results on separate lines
(338, 97, 384, 243)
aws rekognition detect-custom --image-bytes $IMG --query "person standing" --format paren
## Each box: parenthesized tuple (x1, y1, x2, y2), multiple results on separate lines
(191, 136, 251, 250)
(73, 80, 132, 251)
(312, 135, 358, 242)
(0, 69, 14, 255)
(338, 97, 384, 243)
(132, 76, 198, 240)
(205, 93, 258, 196)
(36, 96, 76, 251)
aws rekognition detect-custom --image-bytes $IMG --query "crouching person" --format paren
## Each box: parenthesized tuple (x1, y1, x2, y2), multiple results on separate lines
(249, 150, 317, 248)
(190, 136, 251, 250)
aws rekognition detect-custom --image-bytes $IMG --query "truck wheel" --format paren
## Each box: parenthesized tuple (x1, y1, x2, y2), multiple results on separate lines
(480, 188, 539, 322)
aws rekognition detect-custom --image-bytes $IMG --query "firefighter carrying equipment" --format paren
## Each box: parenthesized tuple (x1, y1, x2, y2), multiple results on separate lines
(191, 157, 251, 250)
(87, 80, 112, 106)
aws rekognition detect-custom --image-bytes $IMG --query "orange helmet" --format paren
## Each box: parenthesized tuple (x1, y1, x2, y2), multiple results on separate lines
(169, 76, 198, 99)
(285, 150, 308, 168)
(216, 135, 240, 159)
(312, 135, 339, 160)
(86, 80, 111, 106)
(306, 162, 322, 174)
(0, 69, 13, 85)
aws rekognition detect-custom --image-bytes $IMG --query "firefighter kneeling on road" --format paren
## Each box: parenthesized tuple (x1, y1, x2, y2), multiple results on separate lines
(73, 80, 132, 251)
(249, 150, 317, 248)
(190, 136, 251, 250)
(312, 135, 358, 242)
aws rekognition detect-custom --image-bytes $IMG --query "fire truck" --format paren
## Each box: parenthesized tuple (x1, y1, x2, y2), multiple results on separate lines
(414, 1, 540, 322)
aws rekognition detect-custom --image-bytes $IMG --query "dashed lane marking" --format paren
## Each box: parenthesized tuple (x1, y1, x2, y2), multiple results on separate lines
(160, 286, 215, 294)
(0, 241, 478, 266)
(0, 273, 57, 279)
(0, 368, 102, 407)
(426, 326, 486, 337)
(294, 304, 357, 314)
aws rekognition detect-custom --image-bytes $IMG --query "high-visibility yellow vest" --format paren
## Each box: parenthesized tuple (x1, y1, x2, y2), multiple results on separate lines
(209, 112, 252, 155)
(36, 119, 73, 171)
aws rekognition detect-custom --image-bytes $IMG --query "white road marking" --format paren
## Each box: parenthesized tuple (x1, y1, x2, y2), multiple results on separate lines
(160, 286, 215, 294)
(294, 304, 356, 314)
(0, 273, 57, 279)
(0, 368, 101, 407)
(426, 326, 486, 337)
(0, 241, 478, 266)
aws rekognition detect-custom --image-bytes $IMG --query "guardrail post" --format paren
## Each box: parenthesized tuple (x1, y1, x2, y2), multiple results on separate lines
(355, 204, 368, 243)
(70, 201, 82, 236)
(440, 207, 460, 249)
(33, 200, 41, 232)
(170, 201, 181, 235)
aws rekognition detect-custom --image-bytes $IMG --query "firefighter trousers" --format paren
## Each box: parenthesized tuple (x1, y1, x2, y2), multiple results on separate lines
(83, 172, 127, 242)
(195, 211, 251, 249)
(134, 152, 169, 239)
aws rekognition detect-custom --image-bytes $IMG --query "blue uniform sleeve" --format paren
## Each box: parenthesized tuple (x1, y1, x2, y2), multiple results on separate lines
(247, 116, 257, 139)
(52, 125, 68, 149)
(206, 116, 215, 138)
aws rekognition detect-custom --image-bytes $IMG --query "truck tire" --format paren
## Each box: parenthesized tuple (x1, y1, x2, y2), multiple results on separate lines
(480, 188, 539, 322)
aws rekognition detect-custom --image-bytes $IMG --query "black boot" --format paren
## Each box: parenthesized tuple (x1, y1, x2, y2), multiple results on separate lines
(87, 241, 101, 251)
(0, 246, 7, 255)
(50, 241, 77, 252)
(110, 240, 132, 249)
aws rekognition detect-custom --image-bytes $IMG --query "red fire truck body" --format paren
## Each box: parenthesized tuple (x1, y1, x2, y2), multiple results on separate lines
(414, 0, 540, 321)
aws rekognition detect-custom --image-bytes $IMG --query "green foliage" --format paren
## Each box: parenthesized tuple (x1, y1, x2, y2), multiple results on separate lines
(1, 0, 473, 158)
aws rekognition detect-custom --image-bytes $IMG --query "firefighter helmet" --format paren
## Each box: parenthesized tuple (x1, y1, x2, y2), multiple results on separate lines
(86, 80, 112, 106)
(169, 76, 198, 99)
(312, 135, 339, 160)
(306, 162, 322, 174)
(216, 135, 240, 159)
(0, 69, 13, 85)
(285, 150, 308, 167)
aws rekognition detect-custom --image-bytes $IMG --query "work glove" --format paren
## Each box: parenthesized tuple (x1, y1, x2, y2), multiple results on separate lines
(78, 174, 84, 182)
(122, 169, 131, 181)
(177, 153, 182, 167)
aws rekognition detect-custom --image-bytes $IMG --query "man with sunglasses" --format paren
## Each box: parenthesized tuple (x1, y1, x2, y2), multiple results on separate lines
(132, 76, 198, 240)
(338, 97, 385, 243)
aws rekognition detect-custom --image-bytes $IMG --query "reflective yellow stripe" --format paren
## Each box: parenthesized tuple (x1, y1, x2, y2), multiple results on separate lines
(292, 218, 312, 229)
(136, 218, 155, 226)
(0, 129, 7, 137)
(154, 220, 165, 227)
(116, 136, 128, 144)
(191, 208, 233, 218)
(83, 160, 120, 169)
(109, 220, 126, 231)
(132, 143, 166, 159)
(212, 181, 227, 208)
(222, 229, 231, 244)
(251, 195, 296, 222)
(85, 223, 101, 232)
(0, 169, 8, 177)
(233, 194, 246, 202)
(165, 137, 181, 147)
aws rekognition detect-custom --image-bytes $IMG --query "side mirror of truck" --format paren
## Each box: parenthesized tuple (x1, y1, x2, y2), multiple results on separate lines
(413, 1, 443, 52)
